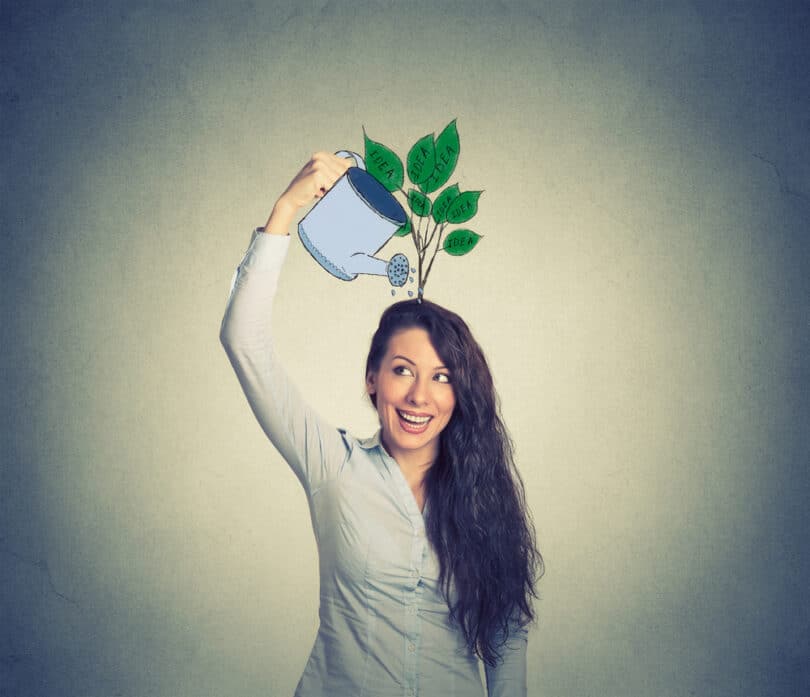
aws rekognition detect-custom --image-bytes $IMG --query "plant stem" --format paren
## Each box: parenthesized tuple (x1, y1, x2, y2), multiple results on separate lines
(422, 223, 446, 289)
(417, 217, 434, 292)
(396, 188, 422, 258)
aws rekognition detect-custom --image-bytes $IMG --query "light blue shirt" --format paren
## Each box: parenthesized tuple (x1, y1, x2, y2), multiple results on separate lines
(220, 230, 528, 697)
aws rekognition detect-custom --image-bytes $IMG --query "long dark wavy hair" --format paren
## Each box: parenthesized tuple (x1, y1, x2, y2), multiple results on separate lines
(365, 298, 543, 666)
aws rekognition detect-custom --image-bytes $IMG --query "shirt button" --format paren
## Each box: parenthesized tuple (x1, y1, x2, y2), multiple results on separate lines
(407, 643, 416, 653)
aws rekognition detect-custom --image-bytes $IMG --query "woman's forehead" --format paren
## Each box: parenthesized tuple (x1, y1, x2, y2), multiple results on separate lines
(384, 327, 444, 365)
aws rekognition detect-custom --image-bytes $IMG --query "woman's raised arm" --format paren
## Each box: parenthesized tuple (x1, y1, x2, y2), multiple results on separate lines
(219, 152, 352, 493)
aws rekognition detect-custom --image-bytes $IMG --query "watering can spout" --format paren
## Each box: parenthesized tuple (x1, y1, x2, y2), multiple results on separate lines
(346, 252, 410, 287)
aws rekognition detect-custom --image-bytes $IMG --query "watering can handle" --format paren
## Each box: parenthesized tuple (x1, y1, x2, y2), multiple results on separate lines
(335, 150, 366, 170)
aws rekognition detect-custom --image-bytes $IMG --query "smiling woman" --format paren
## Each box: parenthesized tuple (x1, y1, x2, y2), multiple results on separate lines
(220, 152, 542, 697)
(366, 325, 456, 499)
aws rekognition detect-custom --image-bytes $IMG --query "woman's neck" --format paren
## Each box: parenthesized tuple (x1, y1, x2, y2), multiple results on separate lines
(398, 460, 430, 513)
(380, 434, 435, 506)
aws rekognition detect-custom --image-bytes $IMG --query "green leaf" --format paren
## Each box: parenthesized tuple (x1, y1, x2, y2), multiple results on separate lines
(432, 184, 460, 223)
(445, 190, 482, 224)
(442, 229, 481, 256)
(364, 130, 404, 192)
(420, 119, 459, 194)
(408, 189, 431, 217)
(395, 217, 412, 237)
(407, 133, 436, 186)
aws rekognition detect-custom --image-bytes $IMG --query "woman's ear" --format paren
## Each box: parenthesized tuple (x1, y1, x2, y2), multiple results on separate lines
(366, 372, 376, 395)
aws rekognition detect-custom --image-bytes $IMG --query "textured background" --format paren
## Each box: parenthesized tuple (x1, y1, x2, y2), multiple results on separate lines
(2, 2, 809, 696)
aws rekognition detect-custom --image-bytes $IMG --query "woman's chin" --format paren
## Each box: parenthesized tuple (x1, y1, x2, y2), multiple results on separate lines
(383, 426, 439, 460)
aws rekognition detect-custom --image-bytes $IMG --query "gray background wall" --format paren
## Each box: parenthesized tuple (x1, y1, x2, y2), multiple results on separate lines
(2, 2, 808, 696)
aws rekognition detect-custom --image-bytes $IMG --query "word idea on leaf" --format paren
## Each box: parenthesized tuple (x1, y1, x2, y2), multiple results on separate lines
(408, 189, 431, 217)
(445, 190, 481, 224)
(420, 120, 459, 194)
(432, 184, 460, 224)
(442, 229, 481, 256)
(407, 134, 436, 186)
(364, 131, 404, 192)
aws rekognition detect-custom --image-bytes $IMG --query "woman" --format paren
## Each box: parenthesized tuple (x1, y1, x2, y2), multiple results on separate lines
(220, 152, 542, 697)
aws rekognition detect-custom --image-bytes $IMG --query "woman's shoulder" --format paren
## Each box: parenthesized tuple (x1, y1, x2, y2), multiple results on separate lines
(334, 428, 385, 465)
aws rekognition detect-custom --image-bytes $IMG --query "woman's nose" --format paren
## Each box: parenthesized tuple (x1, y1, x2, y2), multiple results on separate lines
(406, 378, 429, 406)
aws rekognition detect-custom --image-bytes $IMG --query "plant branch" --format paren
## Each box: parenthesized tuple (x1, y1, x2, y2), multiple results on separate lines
(422, 220, 440, 253)
(422, 222, 447, 290)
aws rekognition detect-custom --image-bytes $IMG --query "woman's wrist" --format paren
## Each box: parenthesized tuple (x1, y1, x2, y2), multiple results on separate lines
(263, 197, 297, 235)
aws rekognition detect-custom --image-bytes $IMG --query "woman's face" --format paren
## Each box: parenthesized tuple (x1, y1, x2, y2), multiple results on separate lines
(366, 327, 456, 466)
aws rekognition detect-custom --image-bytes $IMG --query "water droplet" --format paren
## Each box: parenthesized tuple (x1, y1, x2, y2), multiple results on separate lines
(408, 291, 414, 297)
(409, 276, 414, 283)
(391, 289, 396, 296)
(411, 267, 416, 273)
(418, 287, 424, 295)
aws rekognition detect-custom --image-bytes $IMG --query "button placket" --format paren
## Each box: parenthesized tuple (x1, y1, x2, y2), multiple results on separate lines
(403, 579, 422, 697)
(410, 521, 425, 584)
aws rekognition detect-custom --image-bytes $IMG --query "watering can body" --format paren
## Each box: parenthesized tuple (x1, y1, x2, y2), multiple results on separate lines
(298, 152, 410, 286)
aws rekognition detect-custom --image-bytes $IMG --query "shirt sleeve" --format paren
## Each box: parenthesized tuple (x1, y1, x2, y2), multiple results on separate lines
(219, 229, 348, 494)
(484, 624, 529, 697)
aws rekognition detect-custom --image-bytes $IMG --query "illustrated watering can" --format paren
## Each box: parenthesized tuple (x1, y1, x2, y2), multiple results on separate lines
(298, 150, 410, 286)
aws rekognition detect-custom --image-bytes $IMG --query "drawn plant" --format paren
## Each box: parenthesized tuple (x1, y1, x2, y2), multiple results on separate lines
(362, 119, 482, 296)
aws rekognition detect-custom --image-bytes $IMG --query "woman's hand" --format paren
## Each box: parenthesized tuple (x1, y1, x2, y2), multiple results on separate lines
(264, 152, 353, 234)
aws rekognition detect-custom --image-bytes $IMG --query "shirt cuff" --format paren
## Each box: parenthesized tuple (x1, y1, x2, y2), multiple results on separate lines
(228, 228, 291, 298)
(239, 227, 291, 272)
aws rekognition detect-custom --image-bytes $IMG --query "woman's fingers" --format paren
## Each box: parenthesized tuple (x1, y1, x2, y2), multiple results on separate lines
(274, 151, 356, 212)
(309, 151, 352, 193)
(307, 152, 353, 199)
(308, 154, 335, 199)
(265, 151, 355, 233)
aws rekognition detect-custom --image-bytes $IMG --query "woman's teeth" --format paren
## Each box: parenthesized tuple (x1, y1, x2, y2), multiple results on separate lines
(397, 410, 431, 425)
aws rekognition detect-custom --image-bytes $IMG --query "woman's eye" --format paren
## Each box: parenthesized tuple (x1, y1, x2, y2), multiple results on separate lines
(434, 373, 451, 384)
(393, 365, 413, 376)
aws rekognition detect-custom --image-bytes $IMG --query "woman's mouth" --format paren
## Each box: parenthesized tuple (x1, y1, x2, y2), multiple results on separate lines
(396, 409, 433, 434)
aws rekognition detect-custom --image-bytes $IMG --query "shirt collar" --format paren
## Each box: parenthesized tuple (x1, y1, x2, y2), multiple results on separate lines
(356, 429, 384, 450)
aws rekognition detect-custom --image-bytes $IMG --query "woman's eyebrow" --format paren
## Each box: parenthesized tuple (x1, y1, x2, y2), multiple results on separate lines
(392, 355, 449, 371)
